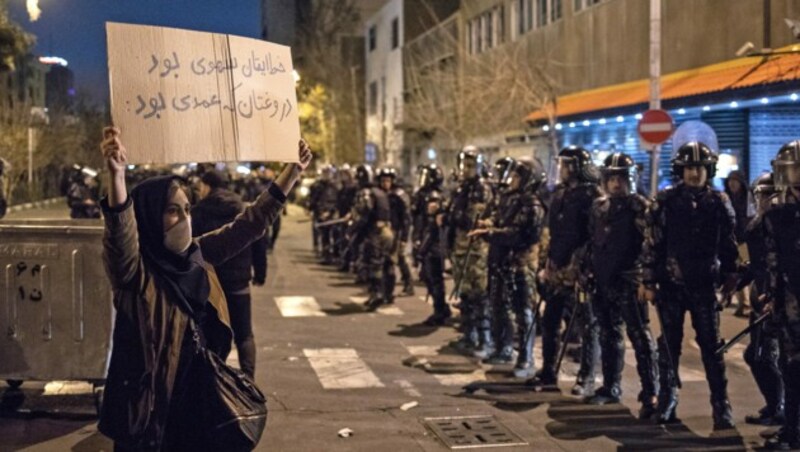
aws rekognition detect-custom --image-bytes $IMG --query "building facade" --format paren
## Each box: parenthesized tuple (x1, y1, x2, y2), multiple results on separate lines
(458, 0, 800, 190)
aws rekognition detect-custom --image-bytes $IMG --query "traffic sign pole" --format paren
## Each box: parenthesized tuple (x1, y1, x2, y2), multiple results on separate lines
(649, 0, 662, 196)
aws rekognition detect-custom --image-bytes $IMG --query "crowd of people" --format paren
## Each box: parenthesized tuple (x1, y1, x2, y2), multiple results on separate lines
(307, 140, 800, 451)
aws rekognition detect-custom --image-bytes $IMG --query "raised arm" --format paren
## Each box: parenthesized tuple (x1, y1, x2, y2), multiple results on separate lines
(99, 127, 140, 289)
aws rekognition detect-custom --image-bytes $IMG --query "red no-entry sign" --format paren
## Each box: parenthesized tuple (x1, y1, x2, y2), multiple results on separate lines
(637, 109, 675, 145)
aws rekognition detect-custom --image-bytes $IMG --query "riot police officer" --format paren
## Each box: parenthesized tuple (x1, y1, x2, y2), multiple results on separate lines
(309, 165, 339, 261)
(742, 172, 785, 428)
(762, 140, 800, 449)
(411, 164, 445, 266)
(641, 141, 738, 430)
(378, 167, 415, 297)
(349, 164, 395, 311)
(336, 164, 359, 270)
(416, 188, 452, 326)
(584, 153, 659, 418)
(531, 146, 601, 397)
(470, 157, 546, 378)
(444, 147, 493, 354)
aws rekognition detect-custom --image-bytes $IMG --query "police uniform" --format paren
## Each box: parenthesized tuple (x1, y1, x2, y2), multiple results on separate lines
(641, 142, 738, 429)
(483, 169, 546, 377)
(587, 189, 659, 414)
(351, 165, 394, 310)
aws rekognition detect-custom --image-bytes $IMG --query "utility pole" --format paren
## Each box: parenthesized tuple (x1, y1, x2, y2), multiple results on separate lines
(649, 0, 662, 195)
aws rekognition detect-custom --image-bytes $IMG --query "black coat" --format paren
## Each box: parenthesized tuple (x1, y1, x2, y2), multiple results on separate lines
(192, 188, 268, 290)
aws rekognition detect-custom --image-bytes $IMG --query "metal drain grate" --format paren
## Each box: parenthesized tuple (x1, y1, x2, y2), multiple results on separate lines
(423, 415, 528, 449)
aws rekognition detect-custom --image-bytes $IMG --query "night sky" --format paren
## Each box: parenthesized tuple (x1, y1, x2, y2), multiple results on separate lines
(8, 0, 264, 104)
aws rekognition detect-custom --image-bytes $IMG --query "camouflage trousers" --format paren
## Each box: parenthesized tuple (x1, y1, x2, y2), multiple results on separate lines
(360, 224, 395, 300)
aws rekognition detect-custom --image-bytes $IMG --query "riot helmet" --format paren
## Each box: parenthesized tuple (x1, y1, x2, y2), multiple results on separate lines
(671, 141, 718, 183)
(506, 156, 546, 192)
(601, 152, 638, 196)
(456, 146, 485, 181)
(320, 164, 337, 182)
(751, 172, 776, 214)
(772, 140, 800, 193)
(493, 157, 516, 188)
(355, 164, 374, 188)
(377, 167, 397, 191)
(417, 164, 444, 190)
(556, 146, 599, 184)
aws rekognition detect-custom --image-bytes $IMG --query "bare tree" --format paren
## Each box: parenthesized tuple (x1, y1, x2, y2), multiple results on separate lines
(295, 0, 365, 165)
(403, 7, 562, 162)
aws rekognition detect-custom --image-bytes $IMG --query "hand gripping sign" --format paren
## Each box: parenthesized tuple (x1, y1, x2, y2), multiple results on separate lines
(106, 22, 300, 164)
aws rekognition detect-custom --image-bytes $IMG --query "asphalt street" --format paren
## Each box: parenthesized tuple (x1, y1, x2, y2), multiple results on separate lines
(0, 203, 779, 451)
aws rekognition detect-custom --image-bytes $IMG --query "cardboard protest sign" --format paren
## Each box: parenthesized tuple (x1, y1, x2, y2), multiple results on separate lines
(106, 22, 300, 164)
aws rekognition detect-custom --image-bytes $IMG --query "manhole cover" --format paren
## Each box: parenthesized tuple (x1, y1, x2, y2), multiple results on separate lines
(423, 415, 528, 449)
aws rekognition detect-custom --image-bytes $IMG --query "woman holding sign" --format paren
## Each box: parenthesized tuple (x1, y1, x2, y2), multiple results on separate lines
(98, 126, 311, 451)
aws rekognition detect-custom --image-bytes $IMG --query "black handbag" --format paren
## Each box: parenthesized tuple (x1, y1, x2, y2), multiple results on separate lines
(189, 319, 268, 450)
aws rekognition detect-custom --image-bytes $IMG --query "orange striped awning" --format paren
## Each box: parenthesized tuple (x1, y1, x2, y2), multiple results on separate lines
(526, 45, 800, 122)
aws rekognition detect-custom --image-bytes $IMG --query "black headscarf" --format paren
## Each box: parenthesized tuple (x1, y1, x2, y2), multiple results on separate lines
(130, 175, 210, 317)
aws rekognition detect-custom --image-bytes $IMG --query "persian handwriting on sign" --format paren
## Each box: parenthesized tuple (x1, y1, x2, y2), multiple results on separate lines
(131, 88, 293, 122)
(148, 51, 287, 79)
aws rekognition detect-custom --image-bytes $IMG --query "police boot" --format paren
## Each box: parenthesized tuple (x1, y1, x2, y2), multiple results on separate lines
(526, 368, 557, 389)
(586, 385, 621, 405)
(764, 428, 800, 450)
(654, 387, 679, 424)
(423, 310, 451, 327)
(571, 376, 595, 397)
(512, 308, 535, 379)
(711, 398, 735, 430)
(401, 281, 415, 296)
(746, 401, 786, 426)
(483, 345, 515, 365)
(638, 391, 659, 420)
(473, 329, 496, 360)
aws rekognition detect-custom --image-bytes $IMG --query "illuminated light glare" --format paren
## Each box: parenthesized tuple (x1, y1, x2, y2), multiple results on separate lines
(555, 123, 563, 130)
(598, 118, 607, 125)
(38, 56, 68, 66)
(427, 148, 437, 160)
(677, 108, 686, 114)
(616, 116, 624, 122)
(542, 125, 550, 132)
(791, 93, 799, 101)
(236, 165, 250, 175)
(703, 105, 711, 111)
(26, 0, 40, 22)
(569, 122, 576, 128)
(635, 113, 643, 120)
(582, 120, 590, 126)
(760, 97, 769, 105)
(729, 101, 739, 108)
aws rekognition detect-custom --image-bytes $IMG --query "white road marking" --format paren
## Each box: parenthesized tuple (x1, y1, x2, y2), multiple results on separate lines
(348, 296, 404, 315)
(394, 379, 423, 398)
(275, 296, 326, 317)
(43, 381, 93, 396)
(303, 348, 384, 389)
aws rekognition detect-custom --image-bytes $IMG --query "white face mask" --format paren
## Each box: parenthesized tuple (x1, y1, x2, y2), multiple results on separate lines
(164, 218, 192, 254)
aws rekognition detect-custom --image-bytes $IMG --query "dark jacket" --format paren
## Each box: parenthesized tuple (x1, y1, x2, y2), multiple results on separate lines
(67, 182, 101, 219)
(99, 184, 285, 450)
(191, 188, 268, 290)
(642, 183, 738, 288)
(588, 194, 648, 288)
(724, 170, 751, 243)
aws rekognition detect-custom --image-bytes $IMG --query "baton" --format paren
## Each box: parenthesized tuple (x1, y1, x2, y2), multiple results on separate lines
(715, 311, 771, 356)
(553, 293, 581, 378)
(314, 217, 349, 229)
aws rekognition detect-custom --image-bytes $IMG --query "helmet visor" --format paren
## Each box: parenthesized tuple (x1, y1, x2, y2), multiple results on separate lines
(773, 161, 800, 192)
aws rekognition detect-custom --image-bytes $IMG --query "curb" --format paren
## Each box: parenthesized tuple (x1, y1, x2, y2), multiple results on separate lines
(7, 197, 63, 213)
